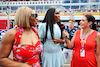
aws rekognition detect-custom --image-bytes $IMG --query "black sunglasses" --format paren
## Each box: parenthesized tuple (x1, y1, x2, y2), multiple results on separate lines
(30, 14, 38, 18)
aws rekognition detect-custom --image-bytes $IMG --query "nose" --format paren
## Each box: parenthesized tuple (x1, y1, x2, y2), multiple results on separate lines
(58, 14, 60, 17)
(57, 14, 60, 19)
(36, 17, 38, 21)
(79, 21, 82, 24)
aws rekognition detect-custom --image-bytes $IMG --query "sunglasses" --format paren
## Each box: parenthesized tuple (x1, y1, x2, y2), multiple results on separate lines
(30, 14, 38, 18)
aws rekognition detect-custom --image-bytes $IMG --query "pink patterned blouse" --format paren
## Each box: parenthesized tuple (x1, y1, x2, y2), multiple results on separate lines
(13, 26, 43, 67)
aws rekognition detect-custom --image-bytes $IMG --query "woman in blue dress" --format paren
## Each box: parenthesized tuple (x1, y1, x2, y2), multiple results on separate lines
(38, 8, 66, 67)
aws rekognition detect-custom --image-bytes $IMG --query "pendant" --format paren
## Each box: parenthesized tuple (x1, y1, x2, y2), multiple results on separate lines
(80, 40, 86, 43)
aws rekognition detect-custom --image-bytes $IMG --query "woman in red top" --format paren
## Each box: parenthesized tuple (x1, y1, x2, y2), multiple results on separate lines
(63, 15, 100, 67)
(0, 6, 43, 67)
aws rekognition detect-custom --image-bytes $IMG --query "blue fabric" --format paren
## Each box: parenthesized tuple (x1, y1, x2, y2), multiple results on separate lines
(64, 26, 77, 49)
(38, 23, 66, 67)
(98, 28, 100, 32)
(0, 30, 7, 42)
(65, 26, 77, 40)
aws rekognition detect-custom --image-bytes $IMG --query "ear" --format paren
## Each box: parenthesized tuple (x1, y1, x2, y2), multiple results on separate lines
(88, 21, 92, 26)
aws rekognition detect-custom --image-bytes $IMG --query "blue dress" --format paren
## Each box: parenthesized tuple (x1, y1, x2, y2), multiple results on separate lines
(38, 23, 66, 67)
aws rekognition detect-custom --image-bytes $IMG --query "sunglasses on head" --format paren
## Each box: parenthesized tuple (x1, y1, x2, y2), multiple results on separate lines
(30, 14, 38, 18)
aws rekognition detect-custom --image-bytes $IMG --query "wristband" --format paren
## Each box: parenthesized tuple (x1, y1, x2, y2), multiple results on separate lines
(65, 36, 69, 39)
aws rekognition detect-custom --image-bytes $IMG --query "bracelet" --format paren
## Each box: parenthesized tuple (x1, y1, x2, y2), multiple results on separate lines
(65, 36, 69, 39)
(65, 36, 69, 43)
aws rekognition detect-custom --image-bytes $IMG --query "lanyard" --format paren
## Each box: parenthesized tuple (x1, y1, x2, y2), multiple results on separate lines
(80, 30, 91, 50)
(81, 35, 88, 50)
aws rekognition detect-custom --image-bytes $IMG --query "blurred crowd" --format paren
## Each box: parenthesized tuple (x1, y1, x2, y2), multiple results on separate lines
(0, 0, 60, 1)
(0, 9, 100, 15)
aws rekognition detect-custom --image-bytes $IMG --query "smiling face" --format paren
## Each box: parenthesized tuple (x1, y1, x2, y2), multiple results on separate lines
(54, 10, 60, 22)
(80, 16, 92, 29)
(29, 10, 38, 27)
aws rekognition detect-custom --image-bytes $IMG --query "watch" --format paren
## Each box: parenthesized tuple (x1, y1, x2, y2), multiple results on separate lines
(65, 35, 69, 39)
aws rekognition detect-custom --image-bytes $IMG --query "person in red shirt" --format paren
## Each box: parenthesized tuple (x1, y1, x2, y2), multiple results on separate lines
(63, 15, 100, 67)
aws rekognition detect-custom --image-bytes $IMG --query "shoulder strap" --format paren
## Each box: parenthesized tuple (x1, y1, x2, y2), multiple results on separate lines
(13, 26, 23, 46)
(32, 27, 40, 39)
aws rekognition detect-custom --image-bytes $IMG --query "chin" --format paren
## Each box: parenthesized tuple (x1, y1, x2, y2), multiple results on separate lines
(80, 26, 83, 29)
(32, 25, 37, 27)
(35, 25, 37, 27)
(81, 27, 85, 29)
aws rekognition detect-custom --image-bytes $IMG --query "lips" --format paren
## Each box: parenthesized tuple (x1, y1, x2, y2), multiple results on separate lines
(36, 22, 38, 24)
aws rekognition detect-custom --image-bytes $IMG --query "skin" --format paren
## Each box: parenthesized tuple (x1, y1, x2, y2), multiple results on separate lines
(68, 20, 75, 30)
(0, 10, 39, 67)
(52, 10, 65, 44)
(30, 10, 38, 27)
(63, 16, 100, 67)
(54, 10, 60, 23)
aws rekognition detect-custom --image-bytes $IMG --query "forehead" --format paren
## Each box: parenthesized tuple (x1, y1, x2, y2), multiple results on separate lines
(31, 10, 36, 14)
(82, 16, 87, 19)
(55, 9, 59, 13)
(69, 20, 74, 23)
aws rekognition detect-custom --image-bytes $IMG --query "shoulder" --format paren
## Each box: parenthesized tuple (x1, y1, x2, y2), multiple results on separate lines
(38, 23, 46, 29)
(7, 28, 16, 34)
(39, 23, 46, 26)
(95, 32, 100, 44)
(72, 28, 77, 32)
(2, 28, 17, 39)
(96, 32, 100, 37)
(1, 28, 17, 44)
(72, 27, 77, 30)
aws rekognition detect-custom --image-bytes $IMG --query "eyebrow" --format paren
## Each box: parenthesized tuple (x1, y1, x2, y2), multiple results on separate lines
(55, 12, 59, 14)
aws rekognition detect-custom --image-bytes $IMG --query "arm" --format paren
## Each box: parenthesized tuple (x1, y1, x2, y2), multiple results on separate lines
(52, 38, 65, 44)
(96, 33, 100, 67)
(63, 31, 76, 49)
(0, 28, 31, 67)
(52, 30, 69, 44)
(38, 23, 45, 42)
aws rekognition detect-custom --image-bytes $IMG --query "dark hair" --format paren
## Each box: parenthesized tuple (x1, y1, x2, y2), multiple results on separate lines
(85, 15, 96, 30)
(43, 8, 55, 42)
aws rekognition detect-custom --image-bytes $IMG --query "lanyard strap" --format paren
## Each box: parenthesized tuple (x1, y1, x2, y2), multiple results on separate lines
(81, 30, 91, 50)
(81, 35, 88, 50)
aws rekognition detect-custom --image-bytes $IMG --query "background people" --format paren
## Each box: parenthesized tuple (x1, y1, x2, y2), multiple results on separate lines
(0, 6, 43, 67)
(63, 19, 77, 61)
(63, 15, 100, 67)
(38, 8, 66, 67)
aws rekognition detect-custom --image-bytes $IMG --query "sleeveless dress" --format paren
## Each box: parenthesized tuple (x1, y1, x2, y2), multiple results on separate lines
(71, 30, 98, 67)
(13, 26, 43, 67)
(38, 23, 66, 67)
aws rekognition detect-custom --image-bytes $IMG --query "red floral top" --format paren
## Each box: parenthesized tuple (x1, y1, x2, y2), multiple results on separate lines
(13, 26, 43, 67)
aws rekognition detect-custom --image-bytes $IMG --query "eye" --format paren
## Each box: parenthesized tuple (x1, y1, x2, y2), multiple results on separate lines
(31, 14, 38, 18)
(56, 12, 59, 14)
(81, 19, 85, 21)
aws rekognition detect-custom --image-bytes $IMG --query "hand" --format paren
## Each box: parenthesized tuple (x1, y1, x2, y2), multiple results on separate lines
(52, 38, 62, 44)
(20, 63, 32, 67)
(52, 38, 59, 44)
(63, 30, 69, 37)
(64, 42, 67, 47)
